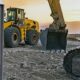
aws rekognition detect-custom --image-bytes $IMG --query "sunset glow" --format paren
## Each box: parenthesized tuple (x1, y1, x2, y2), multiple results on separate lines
(4, 0, 80, 22)
(4, 0, 80, 33)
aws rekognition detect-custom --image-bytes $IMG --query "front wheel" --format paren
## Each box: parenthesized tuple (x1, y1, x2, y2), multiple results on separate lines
(4, 27, 20, 48)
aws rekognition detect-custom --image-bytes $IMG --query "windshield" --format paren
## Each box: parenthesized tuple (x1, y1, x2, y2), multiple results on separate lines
(7, 10, 16, 21)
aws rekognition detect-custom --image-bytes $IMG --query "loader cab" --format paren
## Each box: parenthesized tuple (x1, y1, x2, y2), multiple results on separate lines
(7, 8, 25, 22)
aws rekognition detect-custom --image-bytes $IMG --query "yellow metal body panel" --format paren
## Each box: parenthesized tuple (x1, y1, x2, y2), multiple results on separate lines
(4, 21, 13, 29)
(24, 19, 39, 32)
(4, 19, 39, 42)
(48, 0, 65, 25)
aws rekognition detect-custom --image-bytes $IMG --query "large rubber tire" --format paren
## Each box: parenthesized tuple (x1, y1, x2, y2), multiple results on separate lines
(4, 27, 20, 48)
(25, 30, 39, 45)
(63, 48, 80, 77)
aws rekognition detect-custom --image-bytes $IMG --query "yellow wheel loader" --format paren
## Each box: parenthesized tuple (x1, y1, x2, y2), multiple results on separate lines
(4, 8, 39, 48)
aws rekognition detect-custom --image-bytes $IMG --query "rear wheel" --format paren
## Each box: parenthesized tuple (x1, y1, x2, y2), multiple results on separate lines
(25, 29, 39, 45)
(4, 27, 20, 48)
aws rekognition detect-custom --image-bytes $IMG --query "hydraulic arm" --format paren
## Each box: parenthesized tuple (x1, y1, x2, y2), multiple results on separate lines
(48, 0, 66, 30)
(40, 0, 68, 50)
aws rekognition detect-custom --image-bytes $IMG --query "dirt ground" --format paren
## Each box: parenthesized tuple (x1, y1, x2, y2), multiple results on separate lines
(3, 40, 80, 80)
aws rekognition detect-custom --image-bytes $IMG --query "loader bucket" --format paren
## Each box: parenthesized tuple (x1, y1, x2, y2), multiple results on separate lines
(40, 28, 68, 50)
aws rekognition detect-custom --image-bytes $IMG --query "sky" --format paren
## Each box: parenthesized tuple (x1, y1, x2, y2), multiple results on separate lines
(4, 0, 80, 33)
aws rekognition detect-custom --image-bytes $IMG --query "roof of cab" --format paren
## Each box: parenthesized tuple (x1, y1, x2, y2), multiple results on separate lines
(7, 7, 24, 11)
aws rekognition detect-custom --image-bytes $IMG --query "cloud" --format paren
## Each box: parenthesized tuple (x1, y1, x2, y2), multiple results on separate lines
(4, 0, 52, 24)
(4, 0, 80, 22)
(4, 0, 47, 8)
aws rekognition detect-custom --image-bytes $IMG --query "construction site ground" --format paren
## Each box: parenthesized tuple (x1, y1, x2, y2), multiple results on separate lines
(3, 40, 80, 80)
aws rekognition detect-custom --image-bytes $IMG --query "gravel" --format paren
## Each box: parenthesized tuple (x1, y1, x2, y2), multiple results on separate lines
(3, 40, 80, 80)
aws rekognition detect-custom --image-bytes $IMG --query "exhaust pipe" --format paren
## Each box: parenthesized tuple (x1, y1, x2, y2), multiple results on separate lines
(0, 0, 4, 79)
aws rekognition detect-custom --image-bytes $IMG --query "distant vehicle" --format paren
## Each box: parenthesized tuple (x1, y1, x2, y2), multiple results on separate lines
(4, 8, 39, 47)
